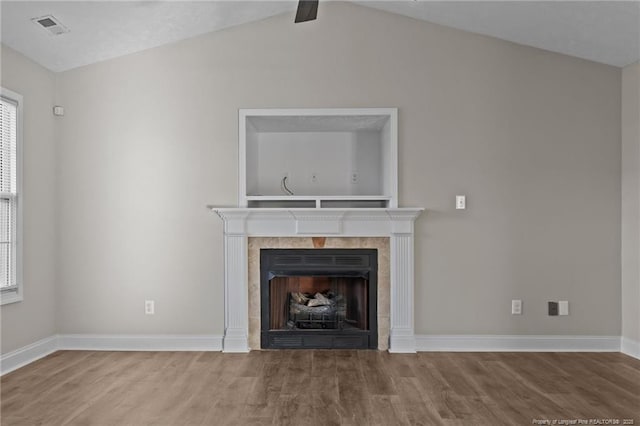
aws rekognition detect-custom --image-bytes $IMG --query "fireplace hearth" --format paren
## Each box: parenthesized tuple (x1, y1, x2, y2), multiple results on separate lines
(260, 249, 378, 349)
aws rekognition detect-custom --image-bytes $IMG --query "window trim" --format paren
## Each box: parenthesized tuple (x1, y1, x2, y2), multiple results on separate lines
(1, 87, 23, 305)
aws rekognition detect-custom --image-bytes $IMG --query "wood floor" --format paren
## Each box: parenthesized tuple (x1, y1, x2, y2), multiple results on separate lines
(1, 350, 638, 425)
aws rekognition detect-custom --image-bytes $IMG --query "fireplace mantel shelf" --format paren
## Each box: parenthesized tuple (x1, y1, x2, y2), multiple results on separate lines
(209, 207, 422, 213)
(208, 207, 424, 237)
(210, 205, 424, 353)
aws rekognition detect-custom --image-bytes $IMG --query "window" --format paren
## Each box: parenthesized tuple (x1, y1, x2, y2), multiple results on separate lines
(0, 88, 22, 305)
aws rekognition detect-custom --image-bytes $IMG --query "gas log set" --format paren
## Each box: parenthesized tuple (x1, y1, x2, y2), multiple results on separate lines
(288, 291, 347, 330)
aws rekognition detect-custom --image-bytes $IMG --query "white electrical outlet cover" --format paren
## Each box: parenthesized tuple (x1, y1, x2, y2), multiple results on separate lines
(455, 195, 466, 210)
(511, 299, 522, 315)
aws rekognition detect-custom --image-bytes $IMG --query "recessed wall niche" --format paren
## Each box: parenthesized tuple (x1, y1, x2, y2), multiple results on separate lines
(239, 108, 398, 208)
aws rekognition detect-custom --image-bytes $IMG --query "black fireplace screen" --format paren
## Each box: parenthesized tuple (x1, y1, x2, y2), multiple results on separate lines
(269, 276, 369, 331)
(260, 249, 377, 349)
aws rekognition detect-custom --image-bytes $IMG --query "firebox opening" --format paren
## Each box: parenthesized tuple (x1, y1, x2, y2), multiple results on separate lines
(269, 276, 369, 331)
(260, 249, 378, 349)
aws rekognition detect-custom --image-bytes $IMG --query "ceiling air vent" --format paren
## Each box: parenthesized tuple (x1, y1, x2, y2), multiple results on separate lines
(31, 15, 69, 36)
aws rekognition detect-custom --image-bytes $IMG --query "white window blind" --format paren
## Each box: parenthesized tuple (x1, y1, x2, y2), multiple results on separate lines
(0, 94, 18, 293)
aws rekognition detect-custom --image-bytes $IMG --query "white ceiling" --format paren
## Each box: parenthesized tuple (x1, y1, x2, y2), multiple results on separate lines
(363, 1, 640, 68)
(0, 1, 297, 72)
(1, 1, 638, 72)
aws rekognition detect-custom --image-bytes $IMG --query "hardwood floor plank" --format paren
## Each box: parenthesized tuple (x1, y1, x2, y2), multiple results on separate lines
(1, 350, 638, 426)
(427, 355, 483, 398)
(369, 394, 410, 426)
(482, 359, 567, 419)
(358, 351, 396, 396)
(410, 357, 465, 420)
(379, 352, 417, 378)
(272, 394, 316, 426)
(543, 353, 639, 418)
(311, 349, 336, 377)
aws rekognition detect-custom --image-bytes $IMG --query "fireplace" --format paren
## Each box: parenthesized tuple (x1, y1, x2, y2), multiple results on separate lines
(260, 249, 377, 349)
(211, 208, 423, 353)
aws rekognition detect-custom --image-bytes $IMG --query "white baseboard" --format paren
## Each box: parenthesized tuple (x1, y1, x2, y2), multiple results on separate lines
(222, 335, 250, 353)
(1, 335, 58, 375)
(415, 335, 621, 352)
(1, 334, 223, 375)
(2, 334, 631, 375)
(621, 337, 640, 359)
(389, 335, 417, 353)
(58, 334, 223, 352)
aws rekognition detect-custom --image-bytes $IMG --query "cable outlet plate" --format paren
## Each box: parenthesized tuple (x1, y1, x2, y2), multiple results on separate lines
(558, 300, 569, 316)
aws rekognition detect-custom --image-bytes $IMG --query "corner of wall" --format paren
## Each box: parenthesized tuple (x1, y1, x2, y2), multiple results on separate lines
(0, 45, 58, 355)
(621, 61, 640, 348)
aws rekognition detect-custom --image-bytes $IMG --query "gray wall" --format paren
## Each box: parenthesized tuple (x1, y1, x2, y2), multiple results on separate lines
(0, 3, 620, 343)
(0, 46, 57, 353)
(622, 62, 640, 346)
(54, 3, 621, 337)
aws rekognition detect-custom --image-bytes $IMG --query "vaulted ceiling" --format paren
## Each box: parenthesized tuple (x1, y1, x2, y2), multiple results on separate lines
(1, 1, 638, 72)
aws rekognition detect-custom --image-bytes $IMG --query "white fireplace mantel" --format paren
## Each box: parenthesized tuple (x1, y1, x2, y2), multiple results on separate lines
(209, 207, 424, 353)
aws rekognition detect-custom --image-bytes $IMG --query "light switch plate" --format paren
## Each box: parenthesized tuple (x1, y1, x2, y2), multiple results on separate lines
(455, 195, 466, 210)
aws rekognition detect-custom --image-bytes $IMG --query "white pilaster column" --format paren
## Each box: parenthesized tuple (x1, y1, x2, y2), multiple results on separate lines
(218, 211, 250, 353)
(389, 214, 417, 353)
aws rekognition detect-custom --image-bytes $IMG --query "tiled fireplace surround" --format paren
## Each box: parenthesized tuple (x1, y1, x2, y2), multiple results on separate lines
(248, 237, 390, 350)
(213, 209, 423, 353)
